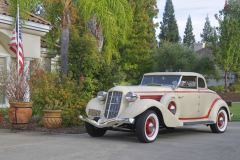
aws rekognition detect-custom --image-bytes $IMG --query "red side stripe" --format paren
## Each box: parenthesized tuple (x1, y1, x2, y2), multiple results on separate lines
(140, 95, 162, 101)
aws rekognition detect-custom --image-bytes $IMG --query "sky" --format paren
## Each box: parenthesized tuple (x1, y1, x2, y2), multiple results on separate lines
(155, 0, 226, 42)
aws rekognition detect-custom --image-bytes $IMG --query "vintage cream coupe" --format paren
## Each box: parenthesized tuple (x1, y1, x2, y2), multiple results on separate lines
(79, 72, 231, 143)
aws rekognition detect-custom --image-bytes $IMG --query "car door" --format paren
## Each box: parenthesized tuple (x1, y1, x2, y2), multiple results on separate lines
(198, 77, 215, 117)
(177, 76, 199, 119)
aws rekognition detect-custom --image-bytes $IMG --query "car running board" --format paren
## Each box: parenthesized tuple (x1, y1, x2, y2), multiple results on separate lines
(183, 121, 215, 125)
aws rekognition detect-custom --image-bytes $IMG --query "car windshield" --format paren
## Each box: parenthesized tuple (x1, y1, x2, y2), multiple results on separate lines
(141, 75, 181, 87)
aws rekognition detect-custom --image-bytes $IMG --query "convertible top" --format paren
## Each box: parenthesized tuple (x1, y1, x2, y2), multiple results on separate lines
(144, 72, 205, 79)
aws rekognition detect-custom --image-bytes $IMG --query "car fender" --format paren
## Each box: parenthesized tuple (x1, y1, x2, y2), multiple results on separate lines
(160, 93, 181, 117)
(86, 98, 105, 116)
(208, 98, 231, 122)
(119, 99, 183, 127)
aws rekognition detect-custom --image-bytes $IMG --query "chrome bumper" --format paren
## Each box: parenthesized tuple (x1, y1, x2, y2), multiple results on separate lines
(79, 115, 135, 128)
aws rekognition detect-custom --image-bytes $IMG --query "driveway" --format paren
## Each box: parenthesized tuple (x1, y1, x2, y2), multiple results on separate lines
(0, 122, 239, 160)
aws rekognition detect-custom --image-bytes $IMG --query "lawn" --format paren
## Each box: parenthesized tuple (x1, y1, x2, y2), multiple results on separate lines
(230, 103, 240, 121)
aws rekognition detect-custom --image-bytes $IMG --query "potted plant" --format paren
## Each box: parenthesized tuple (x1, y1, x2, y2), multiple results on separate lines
(42, 99, 63, 129)
(5, 67, 32, 127)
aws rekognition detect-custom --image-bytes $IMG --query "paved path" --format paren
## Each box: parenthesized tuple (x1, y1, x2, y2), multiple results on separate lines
(0, 122, 240, 160)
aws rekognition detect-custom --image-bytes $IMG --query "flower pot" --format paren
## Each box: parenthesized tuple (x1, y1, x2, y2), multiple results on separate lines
(43, 110, 62, 129)
(8, 102, 33, 125)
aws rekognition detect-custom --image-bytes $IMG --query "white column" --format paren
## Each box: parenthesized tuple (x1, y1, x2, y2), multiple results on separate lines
(23, 58, 31, 102)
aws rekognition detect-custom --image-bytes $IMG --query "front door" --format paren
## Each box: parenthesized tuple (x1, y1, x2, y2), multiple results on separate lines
(177, 76, 199, 119)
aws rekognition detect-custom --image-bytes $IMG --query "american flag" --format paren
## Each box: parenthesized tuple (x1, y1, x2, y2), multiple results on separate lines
(9, 5, 24, 75)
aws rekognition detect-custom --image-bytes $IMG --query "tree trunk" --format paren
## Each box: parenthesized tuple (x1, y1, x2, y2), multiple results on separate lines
(60, 27, 70, 76)
(60, 8, 71, 76)
(224, 71, 228, 92)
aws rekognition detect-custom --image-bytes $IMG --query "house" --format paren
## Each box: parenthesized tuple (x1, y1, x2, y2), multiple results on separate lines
(0, 0, 51, 107)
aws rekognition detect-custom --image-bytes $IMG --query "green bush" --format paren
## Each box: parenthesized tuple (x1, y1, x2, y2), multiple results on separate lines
(209, 85, 225, 92)
(0, 108, 9, 124)
(229, 82, 240, 93)
(30, 70, 90, 126)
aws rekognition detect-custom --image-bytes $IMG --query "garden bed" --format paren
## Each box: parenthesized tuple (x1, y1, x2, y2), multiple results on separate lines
(0, 116, 86, 134)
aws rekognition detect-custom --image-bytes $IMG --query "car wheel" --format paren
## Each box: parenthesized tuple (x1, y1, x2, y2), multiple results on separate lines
(210, 109, 228, 133)
(85, 122, 107, 137)
(136, 110, 159, 143)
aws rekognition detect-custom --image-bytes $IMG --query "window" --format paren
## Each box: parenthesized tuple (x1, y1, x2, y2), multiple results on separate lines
(198, 77, 206, 88)
(179, 76, 197, 89)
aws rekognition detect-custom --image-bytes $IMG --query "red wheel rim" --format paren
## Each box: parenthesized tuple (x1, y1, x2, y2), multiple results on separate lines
(217, 112, 225, 129)
(145, 116, 156, 137)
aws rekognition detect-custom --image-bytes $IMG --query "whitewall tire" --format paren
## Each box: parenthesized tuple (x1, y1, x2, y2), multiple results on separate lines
(210, 109, 228, 133)
(136, 110, 159, 143)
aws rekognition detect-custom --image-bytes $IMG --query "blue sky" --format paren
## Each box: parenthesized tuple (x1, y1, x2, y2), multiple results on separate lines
(155, 0, 226, 42)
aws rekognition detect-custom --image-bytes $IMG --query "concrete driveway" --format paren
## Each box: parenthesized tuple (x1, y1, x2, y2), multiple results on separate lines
(0, 122, 239, 160)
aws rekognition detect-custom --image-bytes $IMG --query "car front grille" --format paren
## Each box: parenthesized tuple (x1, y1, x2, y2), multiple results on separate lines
(104, 91, 122, 119)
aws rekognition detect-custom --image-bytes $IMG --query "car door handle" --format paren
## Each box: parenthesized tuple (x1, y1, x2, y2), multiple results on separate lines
(178, 96, 184, 99)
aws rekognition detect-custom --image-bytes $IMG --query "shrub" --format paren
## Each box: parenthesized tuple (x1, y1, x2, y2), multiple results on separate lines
(209, 85, 225, 92)
(0, 108, 9, 125)
(29, 70, 90, 126)
(229, 82, 240, 93)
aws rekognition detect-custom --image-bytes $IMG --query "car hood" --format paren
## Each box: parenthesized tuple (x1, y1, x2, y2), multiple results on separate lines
(109, 85, 174, 94)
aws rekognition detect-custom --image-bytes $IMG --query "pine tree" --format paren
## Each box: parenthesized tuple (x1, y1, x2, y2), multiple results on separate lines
(201, 16, 213, 43)
(122, 0, 158, 83)
(159, 0, 179, 43)
(183, 16, 195, 48)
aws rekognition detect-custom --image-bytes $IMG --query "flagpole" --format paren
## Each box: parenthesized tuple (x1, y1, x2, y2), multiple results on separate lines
(17, 2, 20, 75)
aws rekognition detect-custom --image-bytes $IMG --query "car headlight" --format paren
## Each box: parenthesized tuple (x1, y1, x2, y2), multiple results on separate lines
(126, 92, 138, 102)
(97, 91, 107, 101)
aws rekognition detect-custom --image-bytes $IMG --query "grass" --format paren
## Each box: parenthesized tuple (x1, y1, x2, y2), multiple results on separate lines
(230, 103, 240, 121)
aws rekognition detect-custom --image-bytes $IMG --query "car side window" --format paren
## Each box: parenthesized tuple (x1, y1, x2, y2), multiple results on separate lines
(179, 76, 197, 89)
(198, 77, 206, 88)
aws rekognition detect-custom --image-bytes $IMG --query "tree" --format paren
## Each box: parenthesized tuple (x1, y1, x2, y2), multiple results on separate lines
(153, 42, 216, 77)
(154, 42, 197, 72)
(159, 0, 179, 43)
(8, 0, 40, 18)
(215, 0, 240, 89)
(121, 0, 158, 83)
(200, 16, 213, 44)
(183, 16, 195, 48)
(43, 0, 132, 76)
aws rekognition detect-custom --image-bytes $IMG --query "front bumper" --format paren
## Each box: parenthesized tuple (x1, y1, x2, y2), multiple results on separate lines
(79, 115, 135, 128)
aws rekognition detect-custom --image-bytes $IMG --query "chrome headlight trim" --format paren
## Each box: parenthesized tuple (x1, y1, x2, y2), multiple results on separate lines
(125, 92, 138, 102)
(97, 91, 107, 101)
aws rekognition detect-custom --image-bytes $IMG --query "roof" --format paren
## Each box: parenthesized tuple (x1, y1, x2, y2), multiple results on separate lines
(0, 0, 50, 25)
(144, 72, 205, 78)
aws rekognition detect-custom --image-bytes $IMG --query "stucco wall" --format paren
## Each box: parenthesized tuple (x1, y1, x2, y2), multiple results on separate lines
(0, 28, 41, 58)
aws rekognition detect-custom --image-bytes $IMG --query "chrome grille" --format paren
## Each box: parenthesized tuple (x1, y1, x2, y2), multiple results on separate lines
(104, 91, 122, 119)
(88, 109, 101, 117)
